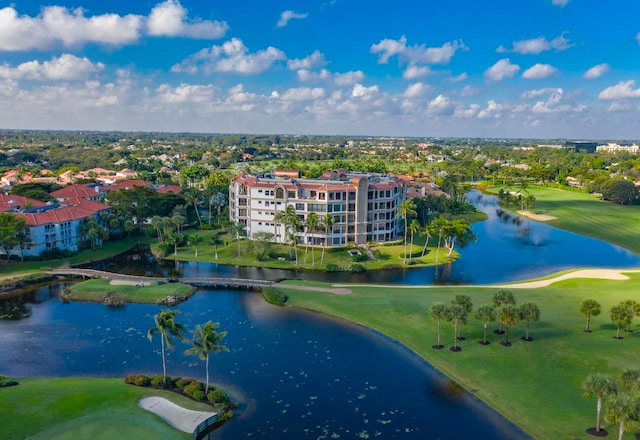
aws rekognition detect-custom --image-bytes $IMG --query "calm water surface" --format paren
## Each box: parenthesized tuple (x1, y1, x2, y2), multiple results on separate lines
(0, 285, 528, 439)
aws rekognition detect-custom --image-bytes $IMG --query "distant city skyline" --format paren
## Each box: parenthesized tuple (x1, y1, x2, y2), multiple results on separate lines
(1, 0, 640, 139)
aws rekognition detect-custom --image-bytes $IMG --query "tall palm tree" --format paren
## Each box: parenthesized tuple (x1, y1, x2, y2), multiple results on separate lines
(622, 300, 639, 332)
(397, 199, 417, 265)
(420, 223, 432, 257)
(429, 302, 449, 349)
(305, 212, 320, 267)
(147, 310, 185, 388)
(321, 214, 335, 264)
(407, 219, 421, 261)
(210, 234, 223, 260)
(492, 290, 516, 334)
(605, 390, 639, 440)
(580, 299, 602, 332)
(185, 321, 229, 394)
(519, 302, 541, 341)
(499, 305, 519, 346)
(232, 221, 245, 258)
(610, 304, 631, 339)
(583, 374, 617, 435)
(187, 233, 203, 258)
(475, 305, 496, 345)
(183, 188, 203, 229)
(446, 304, 467, 352)
(451, 294, 472, 340)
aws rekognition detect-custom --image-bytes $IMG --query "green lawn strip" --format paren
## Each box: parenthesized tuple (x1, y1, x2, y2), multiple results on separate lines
(162, 234, 457, 271)
(66, 279, 195, 304)
(283, 274, 640, 440)
(0, 237, 147, 279)
(0, 377, 212, 439)
(494, 185, 640, 255)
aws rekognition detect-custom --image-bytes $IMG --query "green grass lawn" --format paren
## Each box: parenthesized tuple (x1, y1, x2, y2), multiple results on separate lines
(66, 279, 195, 304)
(283, 273, 640, 440)
(0, 377, 212, 439)
(0, 236, 147, 280)
(495, 185, 640, 254)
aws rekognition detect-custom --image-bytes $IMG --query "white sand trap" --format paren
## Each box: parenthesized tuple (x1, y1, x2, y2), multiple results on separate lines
(493, 269, 640, 289)
(517, 210, 557, 221)
(139, 396, 216, 433)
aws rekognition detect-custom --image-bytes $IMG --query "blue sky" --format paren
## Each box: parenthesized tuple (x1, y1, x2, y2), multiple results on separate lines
(1, 0, 640, 139)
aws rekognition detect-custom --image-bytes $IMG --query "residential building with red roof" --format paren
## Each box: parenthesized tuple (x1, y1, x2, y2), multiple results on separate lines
(229, 170, 406, 246)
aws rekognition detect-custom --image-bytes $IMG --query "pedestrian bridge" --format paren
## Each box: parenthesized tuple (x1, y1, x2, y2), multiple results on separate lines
(47, 268, 275, 290)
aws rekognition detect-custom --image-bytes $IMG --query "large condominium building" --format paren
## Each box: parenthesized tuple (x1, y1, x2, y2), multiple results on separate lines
(229, 169, 407, 246)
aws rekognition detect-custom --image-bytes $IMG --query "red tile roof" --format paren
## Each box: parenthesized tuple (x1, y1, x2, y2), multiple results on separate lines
(50, 184, 102, 199)
(0, 194, 47, 212)
(13, 198, 109, 226)
(156, 184, 182, 194)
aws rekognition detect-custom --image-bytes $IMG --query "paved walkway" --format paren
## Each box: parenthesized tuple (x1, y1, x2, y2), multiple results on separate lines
(139, 396, 216, 433)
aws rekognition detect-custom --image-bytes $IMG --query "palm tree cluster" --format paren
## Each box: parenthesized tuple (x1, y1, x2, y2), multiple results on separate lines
(147, 310, 228, 393)
(581, 299, 640, 339)
(583, 370, 640, 440)
(429, 290, 541, 351)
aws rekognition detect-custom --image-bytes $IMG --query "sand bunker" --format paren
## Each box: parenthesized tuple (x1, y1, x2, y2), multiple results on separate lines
(517, 210, 557, 221)
(139, 396, 216, 433)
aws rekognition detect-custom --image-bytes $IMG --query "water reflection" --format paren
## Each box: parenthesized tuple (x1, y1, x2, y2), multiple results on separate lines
(0, 284, 529, 439)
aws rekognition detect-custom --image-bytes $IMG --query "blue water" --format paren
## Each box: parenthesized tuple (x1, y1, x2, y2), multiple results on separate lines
(0, 285, 528, 439)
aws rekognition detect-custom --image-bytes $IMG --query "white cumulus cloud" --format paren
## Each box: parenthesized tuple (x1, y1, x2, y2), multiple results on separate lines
(147, 0, 227, 38)
(552, 0, 569, 6)
(484, 59, 520, 81)
(0, 54, 103, 80)
(403, 65, 430, 80)
(157, 83, 215, 103)
(277, 10, 308, 28)
(427, 94, 454, 116)
(280, 87, 325, 101)
(496, 34, 572, 55)
(583, 63, 610, 79)
(171, 38, 286, 74)
(334, 71, 365, 86)
(598, 80, 640, 100)
(370, 36, 466, 66)
(403, 82, 431, 99)
(0, 5, 143, 50)
(287, 50, 327, 70)
(522, 63, 558, 79)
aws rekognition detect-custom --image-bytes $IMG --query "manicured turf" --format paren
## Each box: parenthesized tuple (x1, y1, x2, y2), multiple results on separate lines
(284, 273, 640, 440)
(0, 377, 212, 439)
(66, 279, 195, 304)
(505, 186, 640, 254)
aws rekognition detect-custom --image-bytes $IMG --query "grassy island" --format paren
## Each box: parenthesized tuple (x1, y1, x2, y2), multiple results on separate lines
(64, 279, 195, 304)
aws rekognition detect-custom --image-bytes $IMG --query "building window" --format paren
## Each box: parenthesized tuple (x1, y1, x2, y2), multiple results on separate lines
(295, 203, 305, 210)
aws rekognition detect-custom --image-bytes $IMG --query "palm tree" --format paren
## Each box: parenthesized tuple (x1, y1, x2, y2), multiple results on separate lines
(605, 390, 639, 440)
(321, 214, 335, 264)
(427, 216, 449, 263)
(187, 233, 203, 258)
(475, 305, 496, 345)
(183, 188, 203, 229)
(185, 321, 229, 394)
(419, 223, 432, 257)
(617, 369, 640, 394)
(583, 373, 617, 435)
(622, 300, 639, 332)
(397, 199, 417, 264)
(147, 310, 185, 388)
(429, 303, 449, 349)
(610, 304, 631, 339)
(519, 302, 541, 341)
(580, 299, 602, 332)
(492, 290, 516, 334)
(231, 221, 245, 258)
(407, 219, 421, 261)
(446, 304, 467, 352)
(305, 212, 320, 267)
(451, 294, 472, 340)
(499, 305, 519, 346)
(210, 234, 223, 260)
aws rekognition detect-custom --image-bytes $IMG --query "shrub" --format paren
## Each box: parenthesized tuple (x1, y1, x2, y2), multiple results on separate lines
(325, 263, 339, 272)
(150, 375, 165, 387)
(208, 389, 230, 404)
(124, 374, 150, 387)
(191, 390, 206, 401)
(0, 375, 18, 387)
(262, 287, 287, 305)
(217, 410, 233, 423)
(407, 259, 423, 265)
(350, 264, 365, 273)
(352, 253, 368, 262)
(183, 380, 203, 398)
(175, 378, 192, 388)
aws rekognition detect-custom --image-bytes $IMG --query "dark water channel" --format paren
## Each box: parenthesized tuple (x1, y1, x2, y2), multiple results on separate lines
(0, 284, 528, 439)
(1, 191, 638, 438)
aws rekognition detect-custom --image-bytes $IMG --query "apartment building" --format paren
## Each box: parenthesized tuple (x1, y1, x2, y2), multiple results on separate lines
(229, 169, 407, 246)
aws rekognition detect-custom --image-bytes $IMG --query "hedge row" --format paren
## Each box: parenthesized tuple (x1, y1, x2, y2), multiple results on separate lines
(124, 374, 231, 405)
